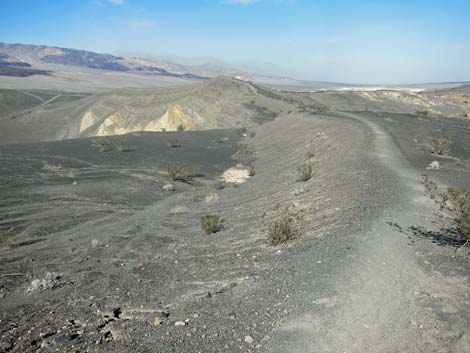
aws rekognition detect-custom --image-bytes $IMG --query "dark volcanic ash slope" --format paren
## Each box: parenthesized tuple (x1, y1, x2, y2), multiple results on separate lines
(0, 108, 375, 352)
(0, 77, 322, 145)
(0, 80, 469, 353)
(305, 87, 470, 118)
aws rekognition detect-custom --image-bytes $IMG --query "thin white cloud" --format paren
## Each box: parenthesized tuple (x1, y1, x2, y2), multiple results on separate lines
(128, 20, 156, 29)
(224, 0, 258, 4)
(224, 0, 294, 4)
(107, 0, 124, 5)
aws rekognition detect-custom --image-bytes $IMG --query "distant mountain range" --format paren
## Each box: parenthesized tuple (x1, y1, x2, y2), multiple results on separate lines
(0, 42, 248, 79)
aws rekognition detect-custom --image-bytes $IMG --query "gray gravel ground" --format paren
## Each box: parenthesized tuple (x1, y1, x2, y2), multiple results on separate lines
(0, 101, 469, 352)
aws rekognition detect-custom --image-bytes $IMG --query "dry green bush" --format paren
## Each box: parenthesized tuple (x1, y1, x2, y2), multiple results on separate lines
(262, 204, 306, 245)
(93, 139, 112, 152)
(113, 140, 134, 152)
(232, 144, 256, 164)
(2, 226, 18, 240)
(168, 205, 189, 215)
(167, 137, 181, 147)
(212, 135, 223, 143)
(165, 163, 201, 182)
(248, 166, 256, 177)
(306, 147, 316, 159)
(200, 214, 224, 234)
(416, 110, 430, 117)
(317, 105, 330, 113)
(190, 194, 205, 202)
(177, 124, 186, 131)
(422, 173, 470, 242)
(249, 131, 256, 138)
(213, 180, 226, 190)
(296, 162, 314, 182)
(429, 137, 450, 155)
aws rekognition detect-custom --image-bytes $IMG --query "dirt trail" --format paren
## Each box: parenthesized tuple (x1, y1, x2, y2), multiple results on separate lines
(266, 112, 470, 353)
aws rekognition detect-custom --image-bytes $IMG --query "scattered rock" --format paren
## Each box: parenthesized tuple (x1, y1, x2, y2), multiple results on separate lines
(27, 272, 62, 292)
(427, 160, 440, 170)
(169, 205, 189, 214)
(163, 183, 175, 192)
(174, 321, 186, 327)
(244, 335, 254, 344)
(153, 317, 162, 326)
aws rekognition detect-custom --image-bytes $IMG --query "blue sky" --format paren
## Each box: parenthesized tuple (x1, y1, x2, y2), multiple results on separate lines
(1, 0, 469, 84)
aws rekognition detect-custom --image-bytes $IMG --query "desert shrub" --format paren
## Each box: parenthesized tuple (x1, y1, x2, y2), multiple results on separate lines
(262, 204, 306, 245)
(213, 180, 226, 190)
(422, 174, 470, 242)
(2, 226, 18, 241)
(165, 163, 201, 182)
(287, 110, 292, 114)
(464, 112, 468, 118)
(249, 131, 256, 138)
(212, 135, 223, 143)
(248, 166, 256, 177)
(93, 139, 111, 146)
(429, 137, 450, 155)
(190, 194, 205, 202)
(93, 139, 112, 152)
(167, 137, 181, 147)
(317, 105, 330, 113)
(205, 192, 219, 203)
(177, 124, 186, 131)
(238, 127, 249, 136)
(296, 162, 314, 182)
(169, 205, 189, 215)
(113, 140, 134, 152)
(200, 215, 224, 234)
(232, 144, 256, 164)
(306, 147, 315, 159)
(416, 110, 429, 117)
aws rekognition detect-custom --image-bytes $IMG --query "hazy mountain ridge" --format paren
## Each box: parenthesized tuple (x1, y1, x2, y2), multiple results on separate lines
(0, 42, 245, 79)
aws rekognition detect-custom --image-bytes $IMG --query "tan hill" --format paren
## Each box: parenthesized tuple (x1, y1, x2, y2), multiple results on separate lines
(0, 77, 315, 144)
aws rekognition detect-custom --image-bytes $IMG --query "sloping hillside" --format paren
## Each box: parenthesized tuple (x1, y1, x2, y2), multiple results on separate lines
(0, 77, 320, 144)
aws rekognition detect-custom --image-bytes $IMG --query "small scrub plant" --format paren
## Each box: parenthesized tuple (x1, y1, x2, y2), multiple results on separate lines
(168, 205, 189, 215)
(167, 137, 181, 147)
(306, 147, 316, 159)
(213, 180, 226, 190)
(190, 194, 205, 202)
(212, 135, 223, 143)
(165, 163, 201, 182)
(92, 139, 112, 152)
(248, 166, 256, 177)
(238, 127, 249, 136)
(2, 226, 18, 240)
(422, 174, 470, 243)
(262, 204, 306, 246)
(177, 124, 186, 131)
(232, 143, 256, 165)
(317, 105, 330, 113)
(429, 137, 450, 155)
(113, 140, 134, 152)
(249, 131, 256, 138)
(416, 110, 430, 117)
(296, 162, 314, 182)
(200, 214, 224, 235)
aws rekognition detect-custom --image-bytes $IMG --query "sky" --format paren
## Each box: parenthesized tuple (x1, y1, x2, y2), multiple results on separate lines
(1, 0, 470, 84)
